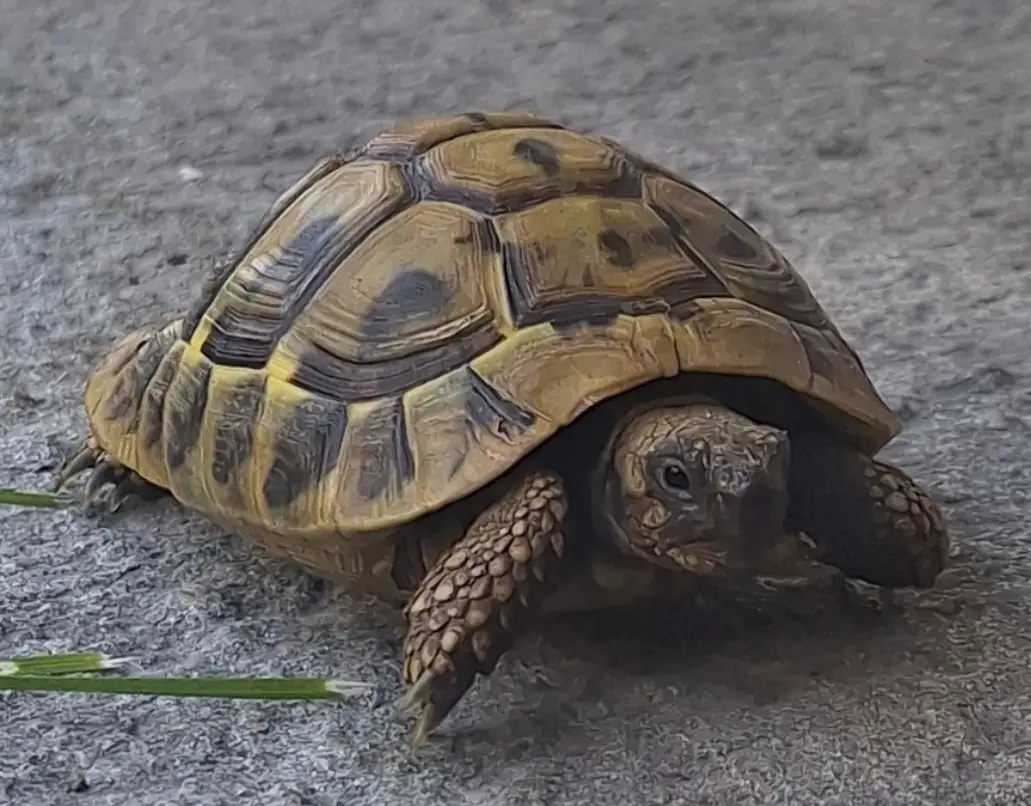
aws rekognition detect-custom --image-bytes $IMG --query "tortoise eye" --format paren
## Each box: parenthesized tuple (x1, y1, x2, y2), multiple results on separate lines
(659, 461, 692, 496)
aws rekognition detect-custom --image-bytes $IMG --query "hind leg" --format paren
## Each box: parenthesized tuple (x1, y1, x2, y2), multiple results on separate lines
(786, 432, 949, 592)
(400, 470, 570, 744)
(51, 436, 166, 513)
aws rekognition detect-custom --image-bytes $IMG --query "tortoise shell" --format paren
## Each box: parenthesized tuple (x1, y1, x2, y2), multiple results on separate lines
(86, 110, 899, 540)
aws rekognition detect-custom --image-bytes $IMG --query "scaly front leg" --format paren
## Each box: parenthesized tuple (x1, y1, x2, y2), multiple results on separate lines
(401, 470, 570, 744)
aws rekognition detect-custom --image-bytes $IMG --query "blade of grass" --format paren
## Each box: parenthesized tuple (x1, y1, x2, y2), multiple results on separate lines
(0, 674, 375, 701)
(1, 652, 131, 677)
(0, 488, 74, 509)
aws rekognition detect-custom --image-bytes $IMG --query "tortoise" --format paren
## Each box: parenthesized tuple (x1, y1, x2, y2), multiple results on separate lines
(53, 110, 949, 743)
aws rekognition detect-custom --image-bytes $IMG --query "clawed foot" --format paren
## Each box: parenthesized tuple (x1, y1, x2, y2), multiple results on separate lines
(50, 436, 164, 513)
(737, 559, 897, 617)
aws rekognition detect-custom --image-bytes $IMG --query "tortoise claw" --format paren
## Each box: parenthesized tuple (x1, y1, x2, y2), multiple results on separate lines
(106, 472, 165, 513)
(49, 437, 101, 493)
(83, 457, 127, 504)
(398, 670, 446, 746)
(51, 435, 164, 512)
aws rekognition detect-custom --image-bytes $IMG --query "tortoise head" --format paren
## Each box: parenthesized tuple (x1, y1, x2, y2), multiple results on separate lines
(82, 318, 185, 482)
(598, 401, 792, 573)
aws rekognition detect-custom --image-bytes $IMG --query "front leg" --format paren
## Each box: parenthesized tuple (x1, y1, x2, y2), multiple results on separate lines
(401, 470, 569, 744)
(786, 432, 950, 590)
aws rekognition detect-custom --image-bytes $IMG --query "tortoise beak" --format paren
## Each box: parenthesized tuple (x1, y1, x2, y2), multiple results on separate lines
(712, 440, 791, 556)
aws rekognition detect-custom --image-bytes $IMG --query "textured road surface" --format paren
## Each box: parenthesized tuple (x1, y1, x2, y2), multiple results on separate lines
(3, 0, 1031, 804)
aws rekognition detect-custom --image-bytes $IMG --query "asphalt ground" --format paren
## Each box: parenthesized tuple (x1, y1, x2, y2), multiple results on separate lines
(3, 0, 1031, 804)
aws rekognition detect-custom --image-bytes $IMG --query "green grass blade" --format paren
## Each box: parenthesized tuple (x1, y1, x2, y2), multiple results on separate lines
(0, 674, 375, 701)
(1, 652, 131, 677)
(0, 488, 74, 509)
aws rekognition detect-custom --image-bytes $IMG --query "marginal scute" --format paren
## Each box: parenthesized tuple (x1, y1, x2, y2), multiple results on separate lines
(135, 340, 186, 488)
(103, 328, 170, 426)
(463, 367, 538, 443)
(671, 298, 898, 452)
(351, 396, 416, 503)
(162, 352, 212, 473)
(208, 371, 267, 493)
(259, 386, 349, 521)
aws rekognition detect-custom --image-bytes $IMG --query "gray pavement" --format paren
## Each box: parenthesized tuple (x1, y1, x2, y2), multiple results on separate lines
(3, 0, 1031, 803)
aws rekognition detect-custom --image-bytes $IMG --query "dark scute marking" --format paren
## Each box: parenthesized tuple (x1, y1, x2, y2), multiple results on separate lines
(649, 203, 690, 245)
(262, 397, 348, 509)
(513, 138, 561, 177)
(796, 327, 840, 383)
(462, 111, 490, 127)
(141, 346, 183, 451)
(359, 269, 449, 340)
(200, 215, 342, 368)
(211, 376, 267, 487)
(416, 155, 642, 216)
(718, 230, 759, 261)
(182, 259, 237, 342)
(670, 297, 704, 322)
(355, 397, 416, 502)
(500, 240, 618, 329)
(500, 238, 726, 330)
(453, 217, 502, 254)
(464, 368, 537, 441)
(648, 204, 732, 295)
(105, 329, 173, 426)
(598, 229, 635, 269)
(291, 323, 501, 402)
(164, 361, 212, 471)
(182, 157, 348, 341)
